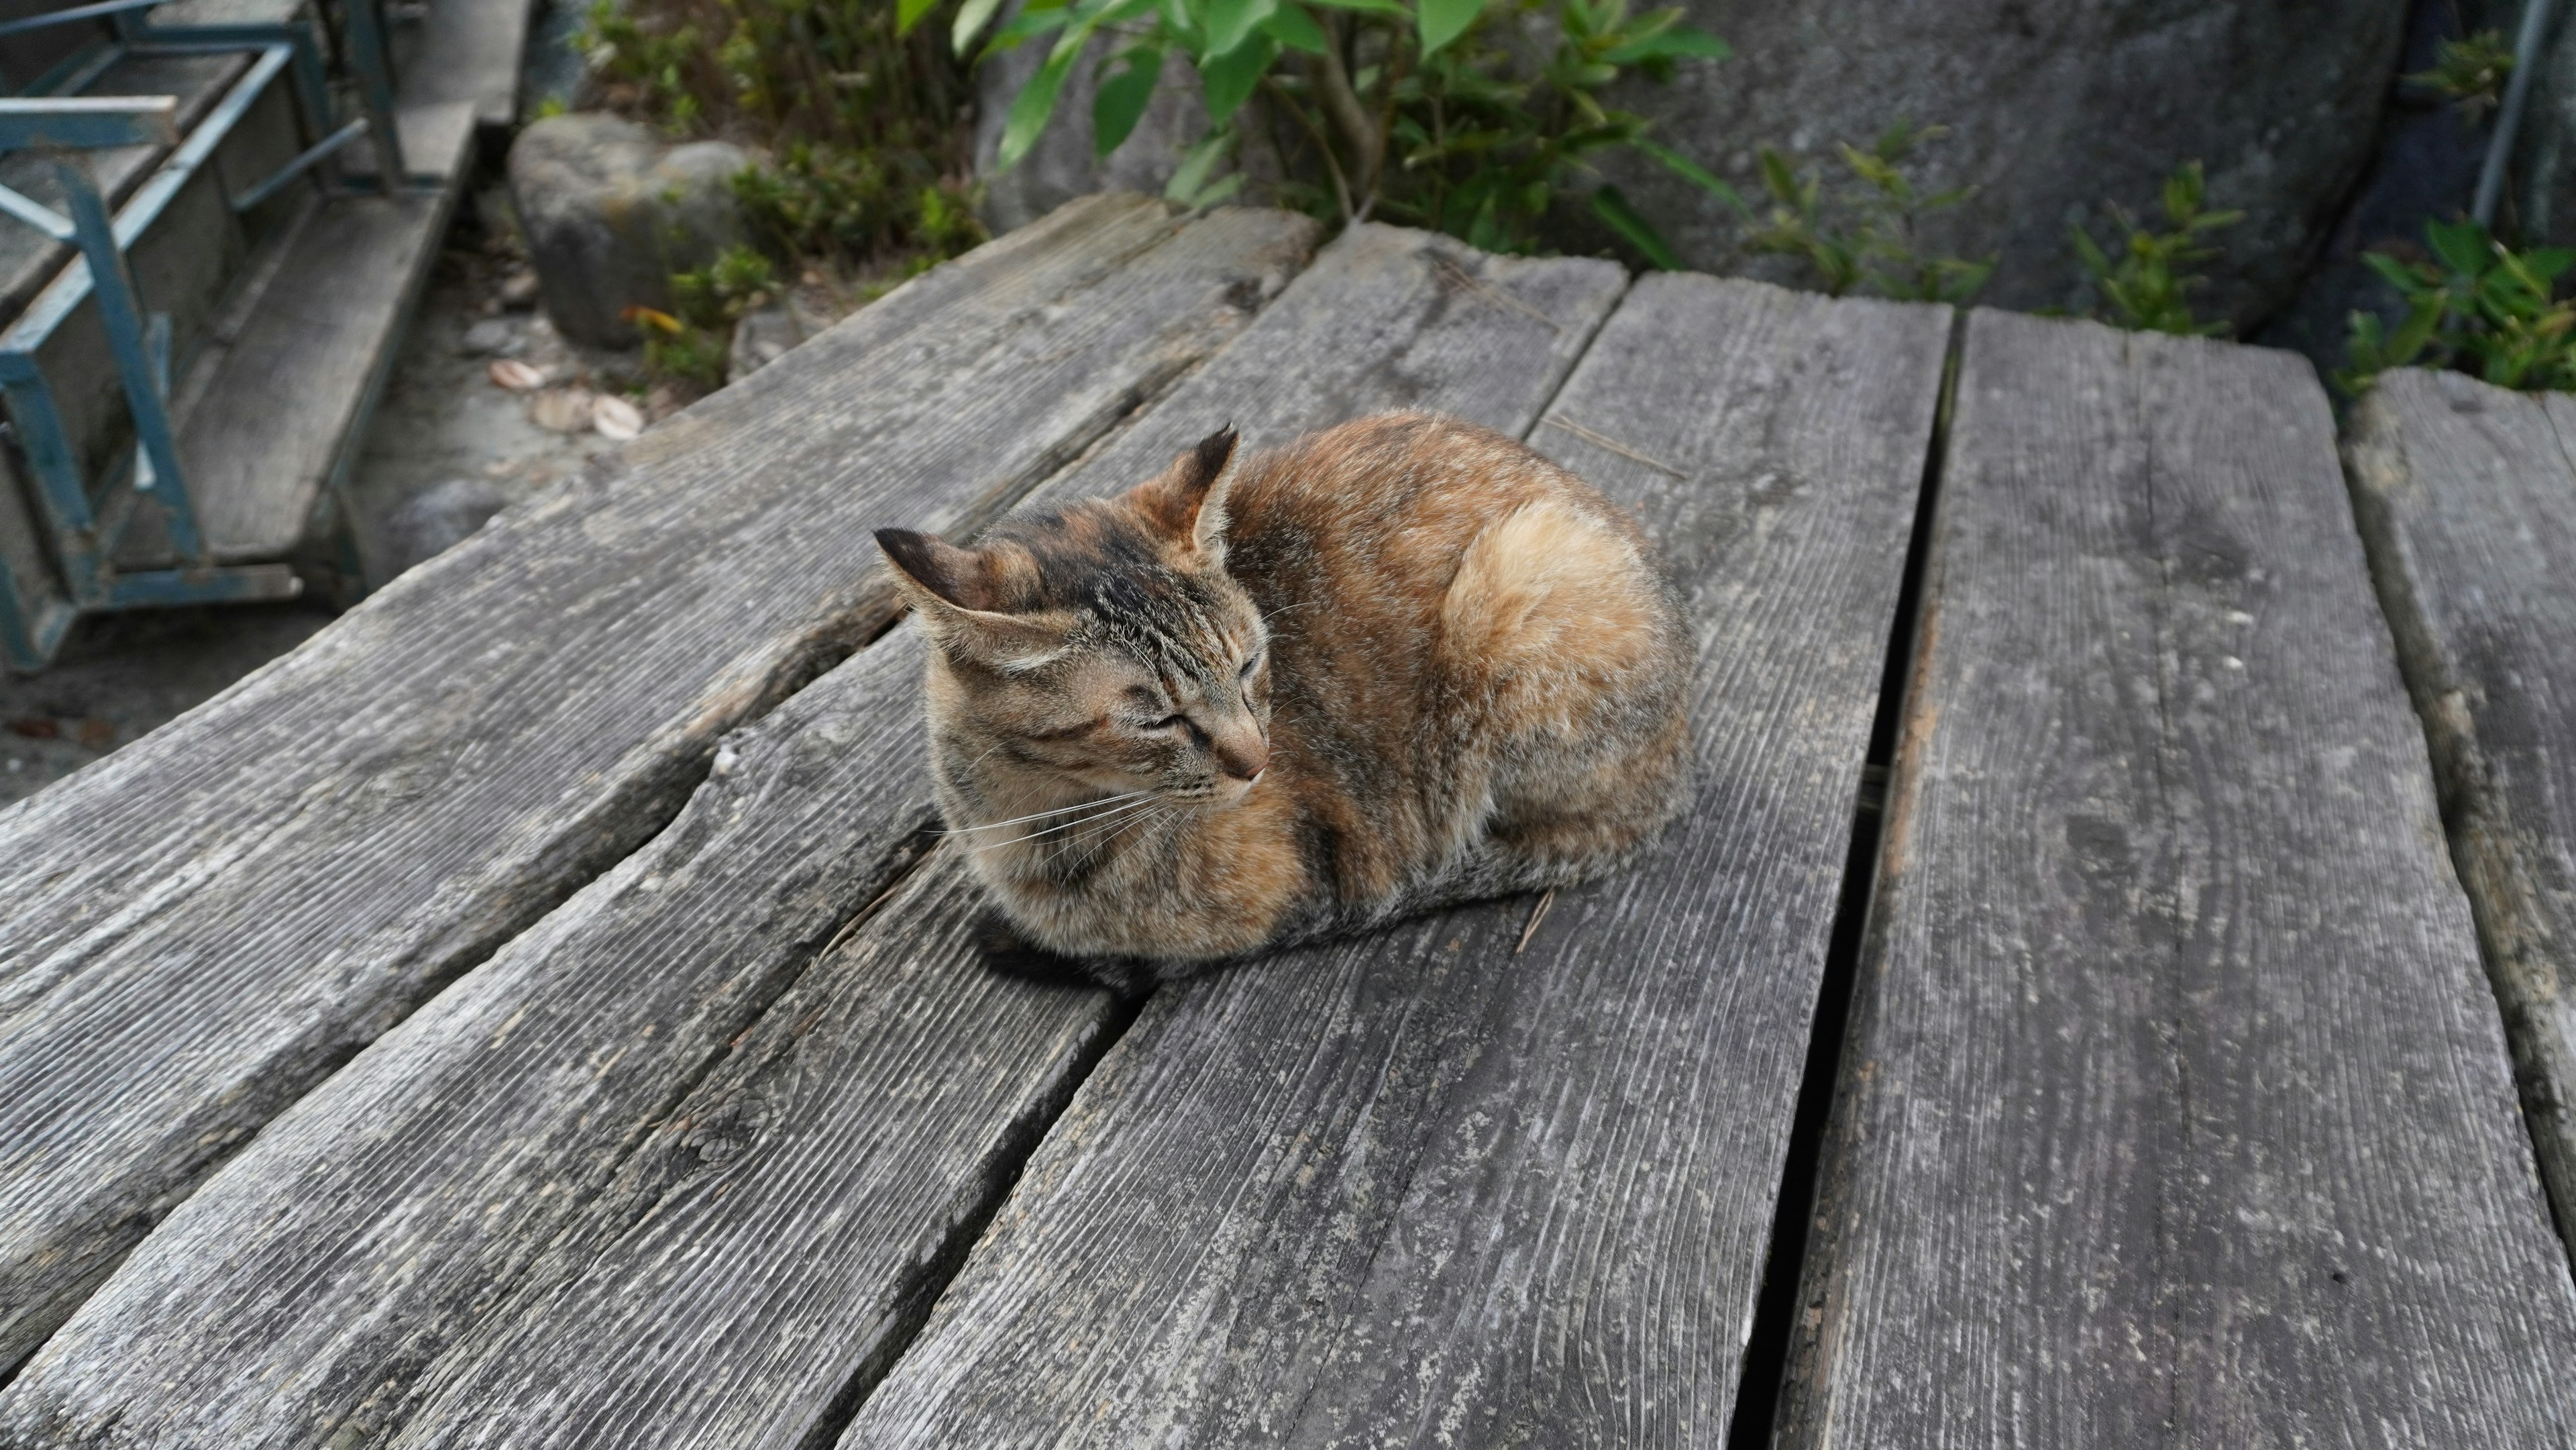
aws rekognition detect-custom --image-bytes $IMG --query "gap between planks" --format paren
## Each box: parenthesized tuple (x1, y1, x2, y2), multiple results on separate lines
(1723, 306, 1967, 1449)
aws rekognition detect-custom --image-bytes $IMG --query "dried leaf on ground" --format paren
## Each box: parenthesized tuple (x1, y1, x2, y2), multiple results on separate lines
(488, 359, 546, 391)
(592, 394, 644, 442)
(529, 386, 595, 433)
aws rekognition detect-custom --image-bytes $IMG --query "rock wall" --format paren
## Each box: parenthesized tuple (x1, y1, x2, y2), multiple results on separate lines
(1589, 0, 2408, 327)
(977, 0, 2412, 329)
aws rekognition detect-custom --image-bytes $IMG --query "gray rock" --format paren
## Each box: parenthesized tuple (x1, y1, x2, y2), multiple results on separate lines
(458, 317, 515, 356)
(507, 113, 751, 347)
(382, 476, 511, 576)
(975, 30, 1208, 232)
(1585, 0, 2410, 327)
(726, 301, 802, 384)
(2496, 0, 2576, 247)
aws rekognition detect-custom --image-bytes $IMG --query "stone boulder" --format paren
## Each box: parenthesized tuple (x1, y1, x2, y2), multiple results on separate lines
(1586, 0, 2409, 327)
(508, 113, 751, 347)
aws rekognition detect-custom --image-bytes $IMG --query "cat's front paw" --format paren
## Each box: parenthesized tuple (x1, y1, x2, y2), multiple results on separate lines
(973, 912, 1151, 998)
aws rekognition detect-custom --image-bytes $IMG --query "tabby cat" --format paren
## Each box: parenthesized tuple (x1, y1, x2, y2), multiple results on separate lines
(875, 411, 1690, 987)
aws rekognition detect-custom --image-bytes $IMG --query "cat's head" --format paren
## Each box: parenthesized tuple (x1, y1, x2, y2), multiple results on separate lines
(875, 427, 1272, 808)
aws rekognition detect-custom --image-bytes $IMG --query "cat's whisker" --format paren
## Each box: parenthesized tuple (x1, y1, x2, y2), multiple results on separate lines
(942, 790, 1153, 836)
(975, 794, 1165, 852)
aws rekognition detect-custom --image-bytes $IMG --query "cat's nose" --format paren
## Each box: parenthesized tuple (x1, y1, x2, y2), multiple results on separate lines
(1214, 731, 1268, 782)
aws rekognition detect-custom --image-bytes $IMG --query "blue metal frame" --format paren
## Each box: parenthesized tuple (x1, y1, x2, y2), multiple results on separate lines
(0, 3, 425, 670)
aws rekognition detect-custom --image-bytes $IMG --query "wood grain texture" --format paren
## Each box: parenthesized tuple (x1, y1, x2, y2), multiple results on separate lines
(1782, 313, 2576, 1447)
(360, 225, 1630, 1450)
(0, 196, 1317, 1374)
(0, 629, 1101, 1450)
(839, 276, 1949, 1449)
(2345, 367, 2576, 1257)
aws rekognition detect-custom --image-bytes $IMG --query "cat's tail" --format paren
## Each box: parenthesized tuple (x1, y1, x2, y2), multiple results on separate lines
(1436, 495, 1694, 873)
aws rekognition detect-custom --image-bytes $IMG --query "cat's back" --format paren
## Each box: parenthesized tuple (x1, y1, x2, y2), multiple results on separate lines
(1222, 413, 1689, 901)
(1222, 411, 1661, 633)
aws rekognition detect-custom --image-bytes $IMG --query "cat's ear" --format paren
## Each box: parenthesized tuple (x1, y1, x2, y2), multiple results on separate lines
(875, 529, 1069, 670)
(1128, 425, 1238, 564)
(876, 527, 1002, 612)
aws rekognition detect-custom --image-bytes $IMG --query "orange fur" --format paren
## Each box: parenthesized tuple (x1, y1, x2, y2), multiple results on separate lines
(877, 412, 1691, 980)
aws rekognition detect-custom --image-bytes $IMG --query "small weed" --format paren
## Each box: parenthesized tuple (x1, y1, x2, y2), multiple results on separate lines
(2069, 160, 2241, 335)
(583, 0, 985, 270)
(635, 244, 782, 389)
(636, 314, 734, 389)
(732, 141, 986, 262)
(2339, 218, 2576, 395)
(2408, 30, 2515, 125)
(1746, 121, 1991, 303)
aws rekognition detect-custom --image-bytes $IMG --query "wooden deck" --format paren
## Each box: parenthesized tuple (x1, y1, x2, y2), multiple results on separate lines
(1, 193, 2574, 1447)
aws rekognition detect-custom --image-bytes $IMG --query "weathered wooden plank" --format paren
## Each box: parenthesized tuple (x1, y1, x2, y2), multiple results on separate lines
(1780, 314, 2576, 1446)
(0, 195, 1318, 1374)
(179, 186, 452, 560)
(0, 631, 1034, 1449)
(0, 223, 1618, 1448)
(352, 227, 1629, 1450)
(2345, 367, 2576, 1259)
(839, 276, 1949, 1447)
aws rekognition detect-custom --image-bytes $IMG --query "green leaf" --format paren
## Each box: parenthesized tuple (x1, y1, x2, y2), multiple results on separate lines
(2428, 219, 2491, 276)
(978, 4, 1071, 54)
(1637, 140, 1745, 212)
(1756, 147, 1800, 207)
(1590, 185, 1678, 269)
(1418, 0, 1479, 56)
(2360, 250, 2426, 294)
(998, 43, 1082, 170)
(1303, 0, 1406, 13)
(1197, 0, 1277, 58)
(1178, 170, 1246, 209)
(954, 0, 1008, 52)
(1603, 24, 1728, 62)
(1259, 1, 1328, 52)
(1093, 44, 1165, 156)
(1164, 127, 1233, 201)
(899, 0, 940, 36)
(1197, 34, 1277, 123)
(2069, 225, 2110, 278)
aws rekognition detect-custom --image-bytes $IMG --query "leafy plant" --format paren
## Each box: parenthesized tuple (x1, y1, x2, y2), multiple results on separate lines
(732, 141, 987, 262)
(2408, 30, 2515, 125)
(2339, 219, 2576, 395)
(1746, 121, 1990, 303)
(936, 0, 1740, 260)
(584, 0, 985, 267)
(2069, 160, 2241, 335)
(632, 244, 782, 388)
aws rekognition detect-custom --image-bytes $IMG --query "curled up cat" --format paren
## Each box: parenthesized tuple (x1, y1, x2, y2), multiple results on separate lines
(874, 411, 1692, 991)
